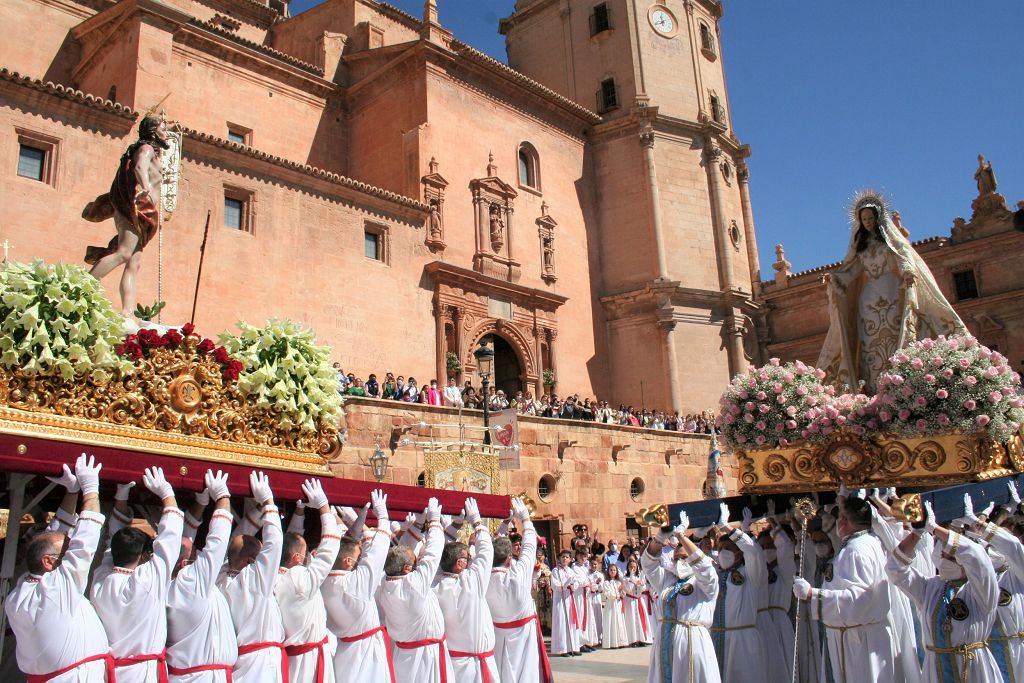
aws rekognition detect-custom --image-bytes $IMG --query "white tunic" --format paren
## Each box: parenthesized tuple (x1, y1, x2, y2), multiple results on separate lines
(322, 527, 391, 683)
(275, 512, 341, 683)
(486, 522, 549, 683)
(217, 504, 285, 683)
(641, 548, 721, 683)
(711, 530, 767, 683)
(871, 513, 924, 683)
(887, 532, 1001, 683)
(549, 565, 581, 655)
(92, 506, 183, 683)
(167, 509, 238, 682)
(588, 570, 605, 644)
(624, 573, 652, 645)
(378, 521, 452, 683)
(434, 526, 497, 683)
(983, 522, 1024, 682)
(808, 530, 895, 683)
(5, 510, 110, 682)
(756, 529, 795, 683)
(571, 562, 597, 646)
(600, 579, 629, 650)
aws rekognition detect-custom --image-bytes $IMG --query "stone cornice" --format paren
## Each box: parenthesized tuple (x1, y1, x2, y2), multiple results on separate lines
(424, 261, 568, 311)
(192, 0, 279, 28)
(601, 281, 757, 319)
(186, 18, 324, 76)
(374, 1, 422, 30)
(497, 0, 560, 34)
(0, 68, 137, 120)
(182, 128, 428, 217)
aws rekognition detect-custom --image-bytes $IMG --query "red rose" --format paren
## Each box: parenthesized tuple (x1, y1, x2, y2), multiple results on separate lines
(213, 346, 231, 364)
(229, 360, 244, 374)
(138, 329, 166, 347)
(197, 338, 215, 354)
(223, 365, 240, 381)
(163, 329, 183, 346)
(181, 323, 195, 337)
(124, 333, 139, 344)
(125, 342, 144, 360)
(115, 343, 125, 356)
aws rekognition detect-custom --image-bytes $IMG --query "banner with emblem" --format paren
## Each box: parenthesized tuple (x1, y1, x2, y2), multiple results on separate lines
(491, 408, 520, 470)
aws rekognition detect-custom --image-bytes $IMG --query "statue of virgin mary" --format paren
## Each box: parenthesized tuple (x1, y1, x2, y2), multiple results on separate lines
(817, 191, 966, 391)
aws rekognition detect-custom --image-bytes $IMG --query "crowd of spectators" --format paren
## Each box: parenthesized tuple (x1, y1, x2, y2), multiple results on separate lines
(332, 363, 716, 433)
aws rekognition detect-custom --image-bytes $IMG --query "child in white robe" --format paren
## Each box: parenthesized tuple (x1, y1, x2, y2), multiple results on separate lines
(601, 565, 629, 649)
(623, 558, 652, 646)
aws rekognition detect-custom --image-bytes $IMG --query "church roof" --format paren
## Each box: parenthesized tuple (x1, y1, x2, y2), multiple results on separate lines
(0, 68, 136, 119)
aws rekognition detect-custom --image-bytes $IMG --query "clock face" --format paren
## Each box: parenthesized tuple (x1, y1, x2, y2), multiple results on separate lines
(650, 6, 677, 36)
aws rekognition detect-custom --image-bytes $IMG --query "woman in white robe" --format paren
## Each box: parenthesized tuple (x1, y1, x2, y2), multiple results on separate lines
(601, 565, 629, 649)
(550, 551, 581, 657)
(623, 558, 652, 646)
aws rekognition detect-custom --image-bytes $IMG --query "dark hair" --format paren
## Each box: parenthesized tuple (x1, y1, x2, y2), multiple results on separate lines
(508, 533, 522, 544)
(842, 496, 872, 528)
(337, 539, 361, 565)
(493, 537, 513, 566)
(854, 206, 884, 252)
(228, 534, 262, 569)
(111, 527, 153, 567)
(281, 533, 307, 567)
(385, 546, 415, 576)
(440, 541, 469, 573)
(25, 533, 63, 574)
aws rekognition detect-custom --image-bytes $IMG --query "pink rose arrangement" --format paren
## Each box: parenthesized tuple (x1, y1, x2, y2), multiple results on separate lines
(803, 392, 876, 441)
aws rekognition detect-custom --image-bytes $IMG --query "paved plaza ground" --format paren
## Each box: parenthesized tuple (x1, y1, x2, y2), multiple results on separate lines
(547, 643, 652, 682)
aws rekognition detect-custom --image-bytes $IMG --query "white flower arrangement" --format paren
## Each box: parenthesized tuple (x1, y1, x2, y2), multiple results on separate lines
(717, 358, 833, 449)
(875, 335, 1024, 442)
(0, 260, 133, 382)
(219, 319, 343, 433)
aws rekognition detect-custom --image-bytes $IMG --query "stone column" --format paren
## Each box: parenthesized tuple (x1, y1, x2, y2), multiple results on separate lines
(641, 127, 669, 281)
(434, 299, 446, 385)
(705, 140, 745, 374)
(533, 326, 544, 396)
(546, 329, 558, 391)
(736, 159, 761, 291)
(661, 321, 682, 412)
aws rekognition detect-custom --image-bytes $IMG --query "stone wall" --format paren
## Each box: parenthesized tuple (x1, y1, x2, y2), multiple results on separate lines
(336, 397, 738, 553)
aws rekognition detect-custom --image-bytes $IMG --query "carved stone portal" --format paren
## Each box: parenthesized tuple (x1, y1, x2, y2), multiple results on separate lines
(422, 157, 448, 252)
(536, 202, 557, 284)
(470, 154, 520, 282)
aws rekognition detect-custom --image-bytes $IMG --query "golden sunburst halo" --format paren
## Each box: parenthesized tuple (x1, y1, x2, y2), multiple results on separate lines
(848, 188, 891, 229)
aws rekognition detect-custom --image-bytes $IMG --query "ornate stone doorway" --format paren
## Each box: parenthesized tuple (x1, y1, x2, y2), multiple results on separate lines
(484, 334, 522, 397)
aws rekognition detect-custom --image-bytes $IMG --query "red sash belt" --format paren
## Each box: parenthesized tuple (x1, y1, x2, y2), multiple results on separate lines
(643, 590, 653, 615)
(580, 588, 589, 630)
(237, 641, 288, 682)
(114, 649, 167, 683)
(626, 594, 650, 639)
(167, 662, 233, 681)
(394, 635, 448, 683)
(564, 588, 579, 629)
(284, 636, 329, 683)
(27, 653, 116, 683)
(339, 626, 396, 683)
(449, 649, 495, 683)
(493, 614, 553, 683)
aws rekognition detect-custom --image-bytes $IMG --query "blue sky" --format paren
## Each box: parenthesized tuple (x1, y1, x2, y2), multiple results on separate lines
(288, 1, 1023, 273)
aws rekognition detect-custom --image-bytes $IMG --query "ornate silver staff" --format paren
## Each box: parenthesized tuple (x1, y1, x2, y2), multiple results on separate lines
(791, 496, 819, 683)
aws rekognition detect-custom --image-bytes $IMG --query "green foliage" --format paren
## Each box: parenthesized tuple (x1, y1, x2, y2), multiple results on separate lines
(445, 351, 462, 374)
(219, 319, 343, 433)
(134, 300, 166, 322)
(542, 368, 556, 386)
(0, 260, 133, 381)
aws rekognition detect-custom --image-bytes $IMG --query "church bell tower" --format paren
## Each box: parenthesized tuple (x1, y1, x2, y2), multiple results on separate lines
(501, 0, 765, 411)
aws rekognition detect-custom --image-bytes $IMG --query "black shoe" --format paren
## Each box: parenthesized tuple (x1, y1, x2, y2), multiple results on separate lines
(559, 653, 573, 658)
(571, 651, 581, 657)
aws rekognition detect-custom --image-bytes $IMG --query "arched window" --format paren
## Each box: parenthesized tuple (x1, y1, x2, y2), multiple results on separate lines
(699, 22, 716, 55)
(518, 142, 540, 190)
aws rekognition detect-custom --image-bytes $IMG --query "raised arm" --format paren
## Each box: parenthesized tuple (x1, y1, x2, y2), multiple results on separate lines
(463, 498, 494, 593)
(54, 454, 105, 594)
(193, 470, 233, 592)
(510, 498, 538, 591)
(45, 464, 80, 534)
(249, 471, 283, 598)
(295, 479, 341, 596)
(411, 498, 444, 591)
(142, 467, 184, 594)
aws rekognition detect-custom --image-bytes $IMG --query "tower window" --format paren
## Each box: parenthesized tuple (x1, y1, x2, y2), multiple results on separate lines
(709, 92, 725, 124)
(590, 3, 611, 36)
(700, 22, 716, 55)
(227, 124, 251, 146)
(17, 144, 47, 181)
(15, 129, 59, 186)
(598, 78, 619, 113)
(223, 186, 254, 233)
(517, 142, 540, 190)
(364, 222, 390, 264)
(953, 270, 979, 301)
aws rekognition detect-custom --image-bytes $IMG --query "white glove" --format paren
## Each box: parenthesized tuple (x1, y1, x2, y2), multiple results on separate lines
(674, 511, 689, 536)
(47, 464, 80, 493)
(401, 511, 418, 532)
(962, 493, 979, 524)
(717, 502, 730, 528)
(884, 487, 897, 501)
(74, 453, 102, 496)
(838, 483, 850, 498)
(441, 514, 453, 528)
(426, 497, 442, 523)
(741, 507, 753, 533)
(295, 498, 306, 513)
(793, 577, 812, 600)
(1009, 481, 1021, 505)
(249, 471, 273, 505)
(115, 481, 136, 502)
(452, 510, 467, 527)
(336, 506, 358, 526)
(143, 467, 174, 500)
(980, 502, 994, 519)
(868, 488, 880, 500)
(194, 488, 210, 506)
(301, 479, 328, 510)
(371, 489, 389, 521)
(204, 469, 230, 501)
(923, 501, 938, 534)
(852, 488, 866, 500)
(465, 498, 482, 526)
(511, 497, 531, 522)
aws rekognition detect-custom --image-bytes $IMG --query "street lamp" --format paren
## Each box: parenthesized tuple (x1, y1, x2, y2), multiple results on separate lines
(473, 339, 495, 445)
(369, 444, 389, 482)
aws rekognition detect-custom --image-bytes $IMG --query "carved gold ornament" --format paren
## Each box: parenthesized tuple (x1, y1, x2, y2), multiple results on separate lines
(634, 503, 670, 528)
(890, 494, 924, 524)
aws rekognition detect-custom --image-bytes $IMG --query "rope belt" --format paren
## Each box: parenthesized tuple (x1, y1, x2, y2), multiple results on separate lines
(709, 623, 755, 631)
(237, 641, 288, 682)
(926, 641, 990, 682)
(660, 620, 709, 683)
(27, 653, 116, 683)
(758, 606, 789, 615)
(285, 636, 329, 683)
(394, 635, 448, 683)
(493, 614, 553, 683)
(990, 631, 1024, 642)
(114, 649, 167, 683)
(448, 649, 495, 683)
(824, 621, 880, 683)
(338, 626, 396, 683)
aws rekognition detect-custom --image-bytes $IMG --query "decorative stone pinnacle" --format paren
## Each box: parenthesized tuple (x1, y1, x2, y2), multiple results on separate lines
(428, 156, 439, 174)
(540, 201, 548, 216)
(772, 244, 791, 286)
(424, 0, 438, 25)
(486, 151, 497, 177)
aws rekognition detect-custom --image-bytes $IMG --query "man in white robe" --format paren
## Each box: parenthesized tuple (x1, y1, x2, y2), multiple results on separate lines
(5, 454, 112, 682)
(275, 478, 341, 683)
(322, 489, 393, 683)
(794, 492, 896, 683)
(378, 497, 453, 682)
(887, 500, 1001, 683)
(571, 549, 598, 651)
(641, 511, 721, 683)
(550, 550, 582, 657)
(166, 469, 237, 681)
(755, 517, 795, 683)
(92, 466, 183, 682)
(487, 497, 552, 683)
(218, 471, 286, 682)
(434, 498, 498, 682)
